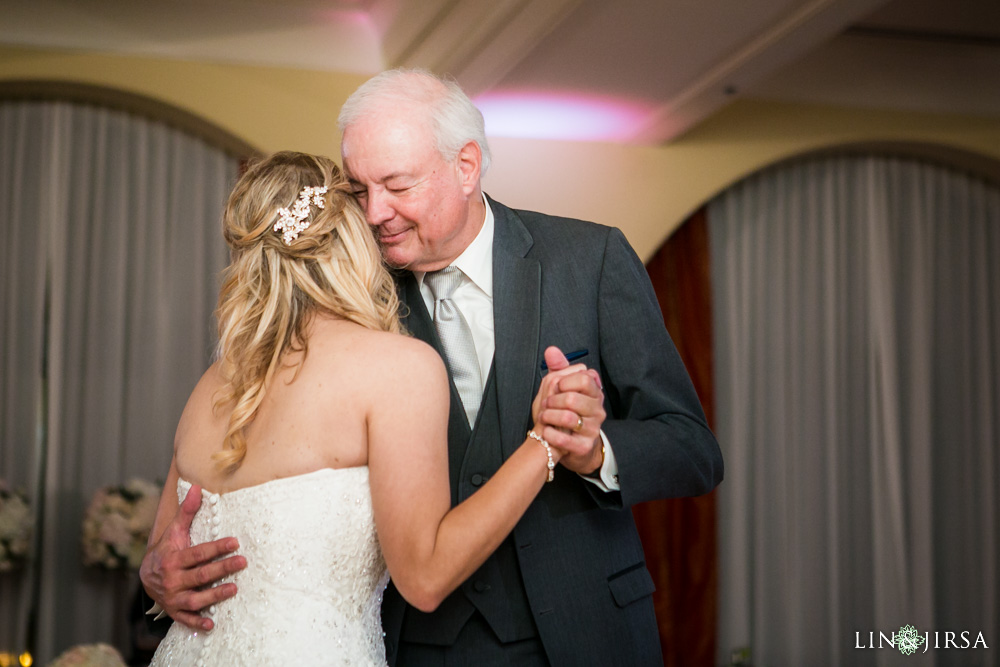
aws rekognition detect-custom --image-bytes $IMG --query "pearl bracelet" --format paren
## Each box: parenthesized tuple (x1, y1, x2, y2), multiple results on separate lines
(527, 430, 555, 482)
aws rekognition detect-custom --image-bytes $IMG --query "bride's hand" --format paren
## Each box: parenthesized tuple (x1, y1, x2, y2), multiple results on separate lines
(139, 484, 247, 631)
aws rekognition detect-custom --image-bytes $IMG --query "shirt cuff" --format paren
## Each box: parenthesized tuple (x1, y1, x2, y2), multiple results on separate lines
(145, 601, 168, 621)
(579, 430, 620, 492)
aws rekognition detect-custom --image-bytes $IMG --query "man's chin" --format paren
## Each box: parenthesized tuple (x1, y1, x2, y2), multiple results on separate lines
(380, 247, 414, 270)
(378, 242, 447, 272)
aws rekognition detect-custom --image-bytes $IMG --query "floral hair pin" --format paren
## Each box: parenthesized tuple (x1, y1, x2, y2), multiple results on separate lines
(274, 185, 327, 245)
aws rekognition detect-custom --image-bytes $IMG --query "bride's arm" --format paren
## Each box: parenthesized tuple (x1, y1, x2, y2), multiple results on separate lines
(367, 338, 577, 612)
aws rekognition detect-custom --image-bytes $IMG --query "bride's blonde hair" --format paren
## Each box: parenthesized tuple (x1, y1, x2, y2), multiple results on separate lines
(213, 151, 400, 473)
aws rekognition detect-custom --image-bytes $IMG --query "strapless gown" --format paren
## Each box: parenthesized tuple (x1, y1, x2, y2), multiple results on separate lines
(149, 467, 389, 666)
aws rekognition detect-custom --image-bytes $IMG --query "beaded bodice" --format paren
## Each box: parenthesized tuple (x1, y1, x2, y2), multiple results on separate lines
(150, 467, 389, 666)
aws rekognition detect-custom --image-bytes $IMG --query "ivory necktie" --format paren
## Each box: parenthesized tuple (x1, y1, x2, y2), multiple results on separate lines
(424, 267, 483, 428)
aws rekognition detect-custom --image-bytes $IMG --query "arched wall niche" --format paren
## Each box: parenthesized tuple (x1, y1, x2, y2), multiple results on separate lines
(771, 140, 1000, 186)
(667, 139, 1000, 243)
(0, 79, 260, 160)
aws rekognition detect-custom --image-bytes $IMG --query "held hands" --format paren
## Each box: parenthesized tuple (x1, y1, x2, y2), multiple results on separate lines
(532, 346, 607, 475)
(139, 484, 247, 631)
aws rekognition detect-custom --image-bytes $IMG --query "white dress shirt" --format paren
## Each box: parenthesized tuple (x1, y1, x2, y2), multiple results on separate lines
(416, 195, 619, 491)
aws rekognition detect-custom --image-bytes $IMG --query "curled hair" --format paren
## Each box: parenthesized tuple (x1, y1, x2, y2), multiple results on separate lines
(338, 68, 492, 174)
(213, 151, 401, 473)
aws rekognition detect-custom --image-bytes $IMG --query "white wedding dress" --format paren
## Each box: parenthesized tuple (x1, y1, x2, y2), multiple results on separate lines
(150, 467, 389, 666)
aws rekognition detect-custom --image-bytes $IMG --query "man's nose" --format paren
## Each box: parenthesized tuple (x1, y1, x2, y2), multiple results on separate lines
(365, 191, 393, 226)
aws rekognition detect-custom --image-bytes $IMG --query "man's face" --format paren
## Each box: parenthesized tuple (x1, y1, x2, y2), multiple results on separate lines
(341, 107, 481, 272)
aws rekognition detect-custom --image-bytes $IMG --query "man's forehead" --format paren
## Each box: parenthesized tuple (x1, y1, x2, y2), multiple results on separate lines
(342, 124, 439, 182)
(344, 104, 433, 148)
(343, 143, 426, 186)
(346, 168, 414, 185)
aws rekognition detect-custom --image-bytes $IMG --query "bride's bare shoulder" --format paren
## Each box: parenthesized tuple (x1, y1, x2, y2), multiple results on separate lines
(308, 318, 446, 391)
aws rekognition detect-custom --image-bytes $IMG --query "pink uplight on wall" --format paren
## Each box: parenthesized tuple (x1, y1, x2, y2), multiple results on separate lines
(473, 91, 651, 143)
(318, 9, 376, 29)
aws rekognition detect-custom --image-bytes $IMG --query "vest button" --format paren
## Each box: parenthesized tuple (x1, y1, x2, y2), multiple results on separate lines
(471, 473, 486, 486)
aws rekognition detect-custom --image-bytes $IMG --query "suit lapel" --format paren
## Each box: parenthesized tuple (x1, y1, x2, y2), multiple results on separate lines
(489, 197, 541, 458)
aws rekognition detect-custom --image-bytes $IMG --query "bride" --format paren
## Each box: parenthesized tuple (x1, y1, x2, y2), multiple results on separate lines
(146, 151, 586, 665)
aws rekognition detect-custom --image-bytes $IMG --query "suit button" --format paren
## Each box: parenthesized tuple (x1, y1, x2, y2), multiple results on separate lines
(474, 580, 491, 593)
(471, 473, 486, 486)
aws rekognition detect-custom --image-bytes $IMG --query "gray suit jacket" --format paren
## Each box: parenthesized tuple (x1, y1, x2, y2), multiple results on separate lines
(383, 196, 723, 666)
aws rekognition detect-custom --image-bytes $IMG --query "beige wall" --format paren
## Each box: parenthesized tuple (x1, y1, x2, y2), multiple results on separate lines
(4, 44, 1000, 261)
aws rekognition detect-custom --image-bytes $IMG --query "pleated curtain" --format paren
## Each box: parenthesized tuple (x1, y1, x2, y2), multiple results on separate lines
(0, 99, 239, 662)
(710, 155, 1000, 667)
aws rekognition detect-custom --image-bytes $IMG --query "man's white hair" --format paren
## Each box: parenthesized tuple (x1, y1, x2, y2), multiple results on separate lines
(338, 68, 492, 175)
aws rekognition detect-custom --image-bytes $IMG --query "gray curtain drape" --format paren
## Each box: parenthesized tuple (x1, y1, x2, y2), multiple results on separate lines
(710, 154, 1000, 667)
(0, 99, 239, 661)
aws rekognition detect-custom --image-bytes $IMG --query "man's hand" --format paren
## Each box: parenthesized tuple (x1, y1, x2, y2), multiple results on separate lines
(139, 484, 247, 631)
(535, 346, 607, 475)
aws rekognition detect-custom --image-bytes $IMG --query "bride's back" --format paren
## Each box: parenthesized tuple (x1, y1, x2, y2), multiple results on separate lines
(173, 315, 399, 493)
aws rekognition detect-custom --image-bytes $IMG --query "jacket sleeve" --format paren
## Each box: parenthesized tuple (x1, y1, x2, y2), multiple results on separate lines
(595, 227, 723, 508)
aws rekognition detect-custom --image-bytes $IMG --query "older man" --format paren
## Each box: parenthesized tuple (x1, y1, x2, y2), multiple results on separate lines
(338, 69, 722, 666)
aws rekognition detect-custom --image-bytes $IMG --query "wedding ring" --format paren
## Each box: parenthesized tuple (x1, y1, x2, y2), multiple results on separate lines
(574, 415, 584, 432)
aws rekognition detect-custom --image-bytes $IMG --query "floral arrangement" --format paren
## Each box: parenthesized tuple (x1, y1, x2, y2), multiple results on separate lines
(81, 478, 161, 570)
(0, 478, 32, 572)
(47, 643, 126, 667)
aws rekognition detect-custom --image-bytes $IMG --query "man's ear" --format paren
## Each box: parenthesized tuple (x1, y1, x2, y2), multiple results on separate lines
(456, 141, 482, 196)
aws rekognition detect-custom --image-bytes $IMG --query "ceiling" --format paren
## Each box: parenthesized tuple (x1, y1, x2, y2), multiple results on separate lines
(1, 0, 999, 145)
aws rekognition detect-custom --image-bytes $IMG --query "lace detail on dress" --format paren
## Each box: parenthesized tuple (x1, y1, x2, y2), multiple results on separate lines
(150, 467, 389, 666)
